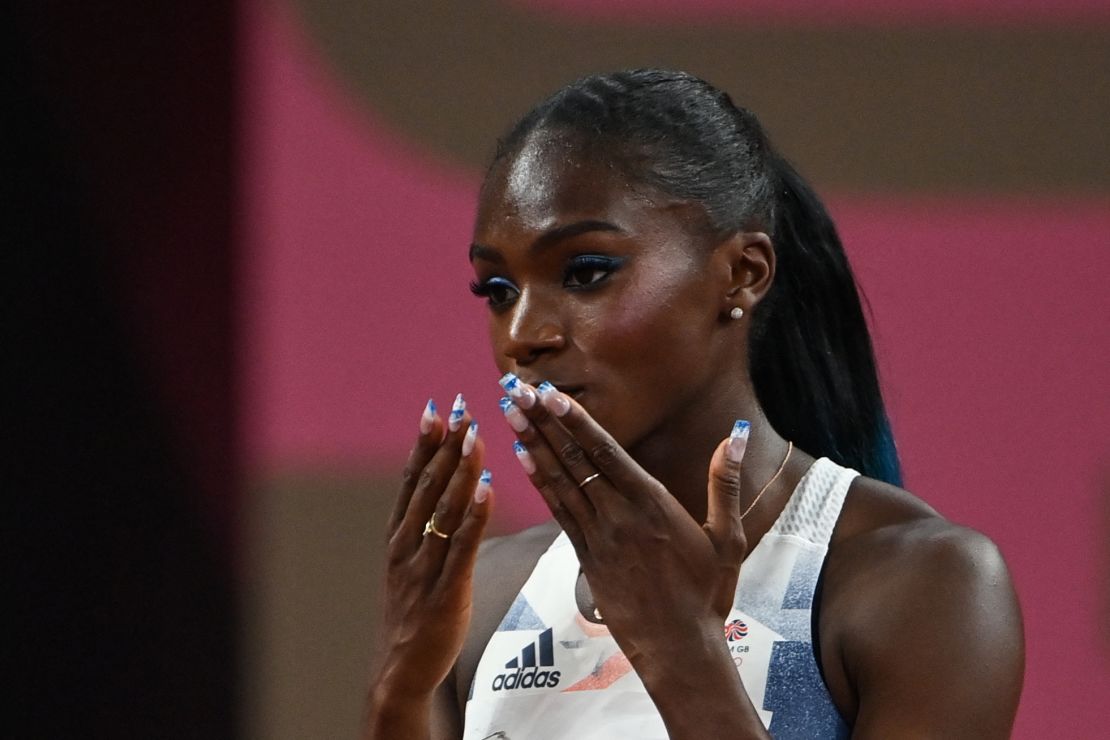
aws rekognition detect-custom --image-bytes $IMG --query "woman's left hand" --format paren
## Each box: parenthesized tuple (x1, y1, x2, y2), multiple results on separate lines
(499, 378, 750, 666)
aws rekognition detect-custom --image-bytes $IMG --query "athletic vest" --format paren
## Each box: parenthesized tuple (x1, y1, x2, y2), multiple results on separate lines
(464, 457, 857, 739)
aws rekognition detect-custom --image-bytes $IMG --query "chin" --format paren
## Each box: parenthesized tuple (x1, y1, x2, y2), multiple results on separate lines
(576, 393, 613, 434)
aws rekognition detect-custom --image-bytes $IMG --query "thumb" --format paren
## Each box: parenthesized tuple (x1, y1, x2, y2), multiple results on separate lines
(703, 420, 750, 559)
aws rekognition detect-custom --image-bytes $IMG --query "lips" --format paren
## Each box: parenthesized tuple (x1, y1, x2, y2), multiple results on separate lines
(518, 377, 585, 400)
(545, 383, 584, 398)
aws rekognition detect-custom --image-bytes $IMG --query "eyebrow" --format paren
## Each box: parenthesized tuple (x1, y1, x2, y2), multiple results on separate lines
(469, 219, 624, 263)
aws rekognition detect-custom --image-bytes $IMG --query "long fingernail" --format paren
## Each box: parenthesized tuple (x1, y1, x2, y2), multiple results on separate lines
(499, 396, 529, 433)
(475, 468, 492, 503)
(499, 372, 536, 409)
(462, 420, 478, 457)
(448, 393, 466, 431)
(419, 398, 437, 434)
(513, 440, 536, 474)
(728, 420, 750, 463)
(536, 381, 570, 416)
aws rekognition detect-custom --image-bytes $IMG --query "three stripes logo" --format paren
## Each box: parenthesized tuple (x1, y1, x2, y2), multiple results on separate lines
(491, 628, 561, 691)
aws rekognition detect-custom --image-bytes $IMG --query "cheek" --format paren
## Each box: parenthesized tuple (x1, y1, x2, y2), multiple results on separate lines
(488, 312, 507, 371)
(587, 276, 712, 377)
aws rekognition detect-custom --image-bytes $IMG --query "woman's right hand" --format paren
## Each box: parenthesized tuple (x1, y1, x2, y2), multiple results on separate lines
(367, 395, 493, 729)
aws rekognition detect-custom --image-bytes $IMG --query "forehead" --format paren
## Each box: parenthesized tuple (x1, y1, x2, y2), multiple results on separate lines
(475, 132, 676, 242)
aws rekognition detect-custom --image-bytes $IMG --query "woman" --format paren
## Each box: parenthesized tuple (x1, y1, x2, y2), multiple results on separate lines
(366, 70, 1023, 738)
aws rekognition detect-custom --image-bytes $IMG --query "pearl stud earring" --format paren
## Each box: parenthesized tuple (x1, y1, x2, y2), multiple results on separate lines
(730, 307, 744, 320)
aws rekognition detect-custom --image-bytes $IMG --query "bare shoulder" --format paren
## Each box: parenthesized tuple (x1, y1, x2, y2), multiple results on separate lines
(826, 475, 1016, 603)
(819, 476, 1024, 736)
(452, 519, 562, 712)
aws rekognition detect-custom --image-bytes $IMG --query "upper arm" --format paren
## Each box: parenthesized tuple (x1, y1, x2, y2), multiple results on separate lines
(836, 525, 1024, 738)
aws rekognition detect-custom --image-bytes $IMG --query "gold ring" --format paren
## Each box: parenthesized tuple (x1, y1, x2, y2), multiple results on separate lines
(423, 513, 450, 539)
(577, 472, 602, 488)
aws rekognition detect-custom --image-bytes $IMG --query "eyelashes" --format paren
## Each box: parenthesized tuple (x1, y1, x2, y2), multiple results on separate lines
(470, 255, 626, 310)
(469, 276, 519, 308)
(562, 254, 625, 288)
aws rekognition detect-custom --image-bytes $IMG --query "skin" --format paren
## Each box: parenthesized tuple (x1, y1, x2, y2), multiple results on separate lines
(366, 132, 1024, 738)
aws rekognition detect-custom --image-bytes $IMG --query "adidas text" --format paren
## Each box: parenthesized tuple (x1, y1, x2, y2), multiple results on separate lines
(493, 627, 559, 691)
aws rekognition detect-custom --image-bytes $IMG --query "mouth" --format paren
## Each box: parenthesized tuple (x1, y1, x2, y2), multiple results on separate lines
(562, 386, 586, 401)
(518, 378, 585, 400)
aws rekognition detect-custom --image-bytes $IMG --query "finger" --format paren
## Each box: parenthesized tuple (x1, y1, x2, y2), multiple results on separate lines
(703, 420, 749, 564)
(510, 438, 590, 553)
(388, 398, 442, 539)
(502, 390, 597, 529)
(528, 384, 613, 500)
(533, 383, 654, 497)
(395, 399, 472, 554)
(423, 422, 484, 546)
(440, 469, 494, 583)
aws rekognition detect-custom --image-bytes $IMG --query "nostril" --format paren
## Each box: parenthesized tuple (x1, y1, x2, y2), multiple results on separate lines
(504, 327, 565, 362)
(505, 342, 560, 367)
(500, 289, 566, 362)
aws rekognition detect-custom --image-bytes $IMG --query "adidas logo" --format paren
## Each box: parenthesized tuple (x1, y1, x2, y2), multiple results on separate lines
(491, 627, 561, 691)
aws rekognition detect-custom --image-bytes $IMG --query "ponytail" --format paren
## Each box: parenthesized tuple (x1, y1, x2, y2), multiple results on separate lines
(750, 157, 902, 484)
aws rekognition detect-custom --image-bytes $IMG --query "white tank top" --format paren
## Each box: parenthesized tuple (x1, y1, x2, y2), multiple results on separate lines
(464, 457, 857, 739)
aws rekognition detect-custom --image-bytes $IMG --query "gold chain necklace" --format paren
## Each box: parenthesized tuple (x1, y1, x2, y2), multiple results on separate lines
(739, 440, 793, 520)
(581, 440, 793, 623)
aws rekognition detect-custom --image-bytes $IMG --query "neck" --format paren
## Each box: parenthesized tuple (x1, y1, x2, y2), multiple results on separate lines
(626, 380, 793, 525)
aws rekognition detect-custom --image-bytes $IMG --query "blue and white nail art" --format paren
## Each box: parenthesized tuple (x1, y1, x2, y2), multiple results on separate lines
(728, 419, 750, 463)
(448, 393, 466, 431)
(475, 467, 492, 503)
(419, 398, 436, 434)
(513, 439, 536, 474)
(500, 396, 529, 433)
(536, 381, 570, 416)
(462, 420, 478, 457)
(498, 372, 536, 408)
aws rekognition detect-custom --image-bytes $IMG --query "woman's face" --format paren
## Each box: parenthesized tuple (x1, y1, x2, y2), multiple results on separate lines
(470, 135, 732, 449)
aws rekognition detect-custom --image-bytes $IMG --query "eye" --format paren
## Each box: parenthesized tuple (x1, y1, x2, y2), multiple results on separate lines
(469, 276, 519, 309)
(563, 255, 625, 289)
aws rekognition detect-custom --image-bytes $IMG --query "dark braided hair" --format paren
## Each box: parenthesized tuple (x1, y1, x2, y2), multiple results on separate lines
(489, 69, 902, 485)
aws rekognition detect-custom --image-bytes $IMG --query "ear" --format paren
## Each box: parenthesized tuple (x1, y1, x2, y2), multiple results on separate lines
(713, 231, 775, 318)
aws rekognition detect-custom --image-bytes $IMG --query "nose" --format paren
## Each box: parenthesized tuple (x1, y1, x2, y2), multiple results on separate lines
(499, 288, 565, 365)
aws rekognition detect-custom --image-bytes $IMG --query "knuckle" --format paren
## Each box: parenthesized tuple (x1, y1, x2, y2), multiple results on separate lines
(436, 496, 460, 522)
(712, 469, 742, 494)
(400, 463, 421, 489)
(417, 466, 439, 491)
(545, 474, 577, 499)
(589, 441, 620, 467)
(386, 539, 408, 568)
(559, 441, 587, 467)
(547, 499, 569, 522)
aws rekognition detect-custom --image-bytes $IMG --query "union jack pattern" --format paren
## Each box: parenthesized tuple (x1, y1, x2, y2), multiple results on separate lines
(464, 457, 857, 739)
(725, 619, 749, 641)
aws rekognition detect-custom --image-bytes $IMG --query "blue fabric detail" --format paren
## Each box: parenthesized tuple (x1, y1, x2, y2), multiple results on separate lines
(498, 593, 545, 631)
(781, 550, 822, 610)
(764, 641, 849, 739)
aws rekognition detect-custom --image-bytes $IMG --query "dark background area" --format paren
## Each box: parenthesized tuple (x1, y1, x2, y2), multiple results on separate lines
(7, 3, 238, 736)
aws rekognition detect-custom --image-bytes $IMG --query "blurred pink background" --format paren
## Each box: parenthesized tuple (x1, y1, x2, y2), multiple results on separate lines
(238, 0, 1109, 736)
